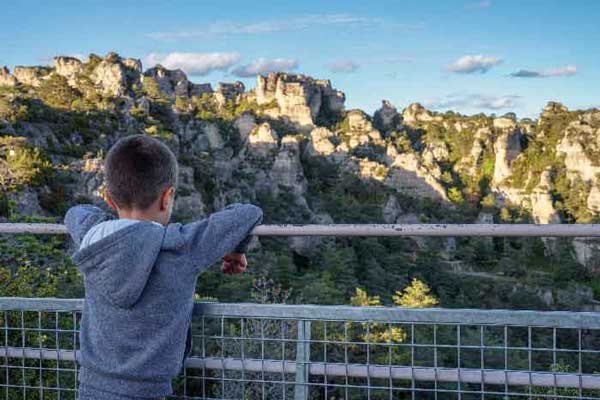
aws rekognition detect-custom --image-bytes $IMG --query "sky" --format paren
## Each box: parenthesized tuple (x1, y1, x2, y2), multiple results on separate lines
(2, 0, 599, 118)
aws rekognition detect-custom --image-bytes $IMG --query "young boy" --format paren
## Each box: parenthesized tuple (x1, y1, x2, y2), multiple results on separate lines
(64, 134, 263, 399)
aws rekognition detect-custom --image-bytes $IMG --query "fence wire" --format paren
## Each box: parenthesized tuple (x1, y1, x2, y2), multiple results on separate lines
(0, 299, 599, 399)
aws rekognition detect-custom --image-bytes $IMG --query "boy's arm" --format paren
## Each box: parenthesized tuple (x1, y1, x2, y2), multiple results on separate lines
(64, 204, 112, 247)
(181, 203, 263, 274)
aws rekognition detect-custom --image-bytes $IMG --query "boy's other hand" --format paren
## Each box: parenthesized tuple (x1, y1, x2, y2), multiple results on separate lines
(221, 253, 247, 275)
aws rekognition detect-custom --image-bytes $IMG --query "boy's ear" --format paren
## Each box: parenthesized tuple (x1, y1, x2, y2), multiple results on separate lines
(104, 191, 119, 211)
(160, 186, 176, 211)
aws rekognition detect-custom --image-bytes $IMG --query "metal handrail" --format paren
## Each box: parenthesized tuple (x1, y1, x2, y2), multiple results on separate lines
(3, 222, 600, 236)
(2, 298, 600, 329)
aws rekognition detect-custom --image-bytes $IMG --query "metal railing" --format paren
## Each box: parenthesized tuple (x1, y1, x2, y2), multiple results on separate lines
(4, 222, 600, 237)
(2, 222, 600, 399)
(1, 298, 600, 399)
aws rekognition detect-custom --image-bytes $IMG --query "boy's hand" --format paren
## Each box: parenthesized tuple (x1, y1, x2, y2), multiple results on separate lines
(221, 253, 247, 275)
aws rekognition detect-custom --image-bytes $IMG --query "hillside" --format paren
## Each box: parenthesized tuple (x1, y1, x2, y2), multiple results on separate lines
(1, 52, 600, 310)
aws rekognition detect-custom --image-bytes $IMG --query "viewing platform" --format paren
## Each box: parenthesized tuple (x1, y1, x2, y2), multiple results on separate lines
(1, 223, 600, 399)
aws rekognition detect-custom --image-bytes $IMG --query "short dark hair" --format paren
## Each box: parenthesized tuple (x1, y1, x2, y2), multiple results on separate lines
(104, 135, 178, 210)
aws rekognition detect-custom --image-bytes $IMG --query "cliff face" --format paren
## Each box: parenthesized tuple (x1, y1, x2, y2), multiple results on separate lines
(2, 52, 600, 309)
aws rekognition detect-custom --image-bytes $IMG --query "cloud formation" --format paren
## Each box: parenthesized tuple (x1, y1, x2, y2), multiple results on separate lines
(144, 52, 240, 75)
(510, 65, 577, 78)
(427, 93, 521, 110)
(448, 55, 502, 74)
(231, 58, 299, 77)
(328, 59, 359, 73)
(147, 14, 378, 40)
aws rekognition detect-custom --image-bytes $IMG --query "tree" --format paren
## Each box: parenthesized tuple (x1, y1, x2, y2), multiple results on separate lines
(393, 278, 439, 308)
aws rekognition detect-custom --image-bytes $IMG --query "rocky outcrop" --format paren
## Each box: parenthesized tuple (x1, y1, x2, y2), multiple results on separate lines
(173, 165, 206, 219)
(306, 127, 338, 158)
(71, 156, 105, 204)
(385, 149, 448, 201)
(336, 110, 384, 154)
(90, 53, 142, 97)
(556, 132, 600, 183)
(13, 66, 52, 87)
(374, 100, 401, 133)
(0, 67, 16, 86)
(215, 81, 244, 107)
(492, 128, 521, 187)
(529, 170, 560, 224)
(144, 65, 212, 99)
(233, 113, 257, 143)
(382, 194, 403, 223)
(270, 136, 307, 196)
(248, 122, 278, 148)
(402, 103, 441, 125)
(255, 72, 345, 129)
(53, 56, 83, 85)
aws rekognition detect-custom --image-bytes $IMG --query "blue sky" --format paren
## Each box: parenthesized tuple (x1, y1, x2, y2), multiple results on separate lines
(2, 0, 599, 118)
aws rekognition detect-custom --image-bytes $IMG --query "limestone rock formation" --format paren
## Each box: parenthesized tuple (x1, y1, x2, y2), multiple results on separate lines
(382, 194, 403, 223)
(386, 151, 448, 201)
(53, 56, 83, 85)
(90, 53, 142, 97)
(0, 67, 16, 86)
(492, 129, 522, 187)
(144, 65, 212, 99)
(215, 81, 244, 106)
(557, 131, 600, 183)
(270, 136, 307, 196)
(255, 73, 345, 129)
(13, 66, 52, 87)
(233, 113, 257, 143)
(306, 127, 337, 158)
(529, 170, 560, 224)
(402, 103, 441, 125)
(173, 165, 206, 219)
(248, 122, 278, 148)
(374, 100, 401, 133)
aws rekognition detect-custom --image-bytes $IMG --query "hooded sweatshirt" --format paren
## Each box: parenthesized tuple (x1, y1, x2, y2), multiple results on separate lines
(64, 203, 263, 398)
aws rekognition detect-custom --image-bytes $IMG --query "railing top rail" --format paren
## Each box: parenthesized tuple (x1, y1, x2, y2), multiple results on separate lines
(3, 222, 600, 237)
(1, 297, 600, 329)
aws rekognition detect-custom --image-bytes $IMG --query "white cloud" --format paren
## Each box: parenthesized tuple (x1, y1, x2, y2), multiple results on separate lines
(510, 65, 577, 78)
(427, 93, 521, 111)
(465, 1, 491, 9)
(147, 14, 379, 41)
(329, 59, 359, 73)
(231, 58, 299, 77)
(144, 52, 240, 75)
(448, 55, 502, 74)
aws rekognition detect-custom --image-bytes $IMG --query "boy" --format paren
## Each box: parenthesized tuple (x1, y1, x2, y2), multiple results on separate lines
(64, 134, 263, 399)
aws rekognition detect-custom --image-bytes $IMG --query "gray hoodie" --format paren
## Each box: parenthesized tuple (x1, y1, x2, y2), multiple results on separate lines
(64, 203, 263, 398)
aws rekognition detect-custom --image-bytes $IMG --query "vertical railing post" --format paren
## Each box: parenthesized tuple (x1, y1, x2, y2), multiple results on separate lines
(294, 320, 311, 400)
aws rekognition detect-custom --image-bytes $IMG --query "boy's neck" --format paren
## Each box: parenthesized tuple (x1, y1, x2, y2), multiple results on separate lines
(117, 209, 166, 225)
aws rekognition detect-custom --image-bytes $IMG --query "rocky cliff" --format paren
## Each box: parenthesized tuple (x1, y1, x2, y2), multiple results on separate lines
(2, 52, 600, 309)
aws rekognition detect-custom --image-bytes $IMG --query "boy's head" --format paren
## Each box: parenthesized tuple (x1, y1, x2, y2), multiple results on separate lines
(104, 134, 178, 225)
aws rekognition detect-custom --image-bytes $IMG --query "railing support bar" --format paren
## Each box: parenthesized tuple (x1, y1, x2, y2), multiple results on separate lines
(294, 320, 311, 400)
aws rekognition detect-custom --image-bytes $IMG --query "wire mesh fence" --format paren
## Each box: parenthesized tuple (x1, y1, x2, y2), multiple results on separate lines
(0, 299, 599, 399)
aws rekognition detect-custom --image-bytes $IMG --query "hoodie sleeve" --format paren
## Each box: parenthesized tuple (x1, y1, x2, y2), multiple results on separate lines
(64, 204, 112, 248)
(181, 203, 263, 274)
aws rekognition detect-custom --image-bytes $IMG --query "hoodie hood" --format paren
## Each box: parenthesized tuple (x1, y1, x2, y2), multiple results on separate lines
(72, 222, 166, 309)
